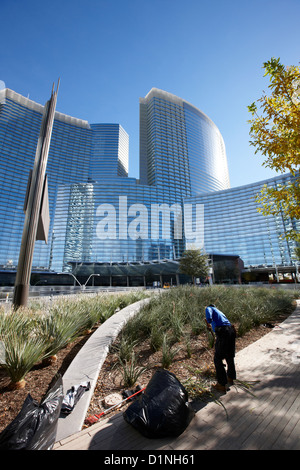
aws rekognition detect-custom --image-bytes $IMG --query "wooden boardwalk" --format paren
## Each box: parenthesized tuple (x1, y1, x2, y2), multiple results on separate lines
(54, 301, 300, 451)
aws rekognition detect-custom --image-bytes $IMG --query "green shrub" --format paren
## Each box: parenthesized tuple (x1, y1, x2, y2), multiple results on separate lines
(1, 286, 295, 388)
(150, 324, 164, 351)
(111, 334, 139, 363)
(117, 352, 147, 388)
(0, 291, 148, 387)
(2, 331, 46, 386)
(161, 333, 180, 369)
(0, 308, 46, 387)
(39, 311, 82, 360)
(122, 285, 297, 369)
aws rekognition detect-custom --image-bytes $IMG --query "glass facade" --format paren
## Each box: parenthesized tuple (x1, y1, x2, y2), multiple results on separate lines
(51, 178, 184, 271)
(0, 87, 298, 277)
(183, 102, 230, 194)
(139, 89, 191, 200)
(0, 89, 128, 271)
(0, 90, 43, 270)
(139, 88, 230, 196)
(186, 173, 300, 267)
(90, 124, 129, 180)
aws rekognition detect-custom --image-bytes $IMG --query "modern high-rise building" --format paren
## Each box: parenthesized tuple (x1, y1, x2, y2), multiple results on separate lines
(185, 173, 299, 267)
(0, 86, 298, 285)
(0, 88, 129, 273)
(90, 124, 129, 179)
(139, 88, 230, 197)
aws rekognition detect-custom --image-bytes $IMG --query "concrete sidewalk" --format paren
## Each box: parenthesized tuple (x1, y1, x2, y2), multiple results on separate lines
(54, 300, 300, 451)
(54, 297, 151, 443)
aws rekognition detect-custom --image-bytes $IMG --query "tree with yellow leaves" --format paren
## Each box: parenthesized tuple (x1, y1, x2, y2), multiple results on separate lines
(248, 57, 300, 241)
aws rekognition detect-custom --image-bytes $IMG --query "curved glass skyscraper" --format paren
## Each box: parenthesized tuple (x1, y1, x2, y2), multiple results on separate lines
(186, 173, 299, 267)
(0, 86, 298, 281)
(139, 88, 230, 196)
(0, 88, 129, 271)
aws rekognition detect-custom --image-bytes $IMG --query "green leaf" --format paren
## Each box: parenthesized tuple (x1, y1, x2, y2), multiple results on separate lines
(248, 102, 257, 114)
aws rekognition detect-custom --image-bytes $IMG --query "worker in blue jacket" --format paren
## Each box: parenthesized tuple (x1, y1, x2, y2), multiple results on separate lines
(205, 304, 236, 393)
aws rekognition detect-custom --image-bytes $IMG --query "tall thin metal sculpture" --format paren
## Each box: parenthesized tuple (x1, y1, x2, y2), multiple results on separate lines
(13, 81, 59, 308)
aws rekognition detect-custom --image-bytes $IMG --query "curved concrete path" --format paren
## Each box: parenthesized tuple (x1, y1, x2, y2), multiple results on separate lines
(55, 297, 151, 442)
(54, 300, 300, 451)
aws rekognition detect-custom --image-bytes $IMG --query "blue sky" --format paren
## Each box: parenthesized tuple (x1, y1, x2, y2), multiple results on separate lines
(1, 0, 299, 188)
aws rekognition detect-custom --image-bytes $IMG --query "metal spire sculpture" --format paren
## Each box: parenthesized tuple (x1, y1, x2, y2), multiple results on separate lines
(13, 80, 60, 308)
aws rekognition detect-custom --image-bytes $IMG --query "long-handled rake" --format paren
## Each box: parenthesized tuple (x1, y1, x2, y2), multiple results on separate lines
(85, 387, 146, 426)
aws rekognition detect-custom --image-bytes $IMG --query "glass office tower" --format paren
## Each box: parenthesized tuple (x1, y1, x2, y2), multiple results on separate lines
(0, 88, 128, 271)
(0, 86, 298, 278)
(139, 88, 230, 196)
(185, 173, 300, 267)
(90, 124, 129, 179)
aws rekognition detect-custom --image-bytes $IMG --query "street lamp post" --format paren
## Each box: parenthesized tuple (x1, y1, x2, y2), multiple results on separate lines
(57, 272, 81, 287)
(274, 263, 279, 283)
(83, 274, 100, 288)
(295, 262, 299, 283)
(57, 272, 100, 290)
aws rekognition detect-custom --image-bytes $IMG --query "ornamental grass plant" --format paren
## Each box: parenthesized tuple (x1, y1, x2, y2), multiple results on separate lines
(121, 285, 297, 351)
(117, 351, 147, 388)
(1, 331, 46, 389)
(117, 285, 297, 408)
(161, 333, 181, 369)
(0, 286, 296, 390)
(39, 302, 86, 363)
(0, 291, 148, 389)
(0, 307, 47, 388)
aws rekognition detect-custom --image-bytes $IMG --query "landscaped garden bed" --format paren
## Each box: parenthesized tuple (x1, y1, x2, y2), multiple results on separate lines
(0, 285, 297, 434)
(0, 290, 147, 433)
(87, 285, 298, 423)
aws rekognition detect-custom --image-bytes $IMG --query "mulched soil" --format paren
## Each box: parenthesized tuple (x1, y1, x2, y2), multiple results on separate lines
(0, 312, 290, 434)
(85, 323, 276, 424)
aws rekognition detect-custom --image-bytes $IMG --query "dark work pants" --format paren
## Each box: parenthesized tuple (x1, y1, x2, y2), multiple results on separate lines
(214, 325, 236, 386)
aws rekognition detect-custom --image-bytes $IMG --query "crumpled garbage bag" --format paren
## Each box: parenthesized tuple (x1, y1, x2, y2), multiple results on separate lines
(60, 381, 90, 416)
(0, 374, 63, 450)
(123, 369, 195, 438)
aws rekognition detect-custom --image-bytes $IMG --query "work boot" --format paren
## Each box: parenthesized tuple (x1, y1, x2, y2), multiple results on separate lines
(212, 383, 226, 393)
(227, 377, 234, 386)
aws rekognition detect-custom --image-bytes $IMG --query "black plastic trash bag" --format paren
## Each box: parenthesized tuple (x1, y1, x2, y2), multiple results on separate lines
(60, 381, 90, 416)
(122, 384, 142, 401)
(123, 369, 195, 438)
(0, 374, 63, 450)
